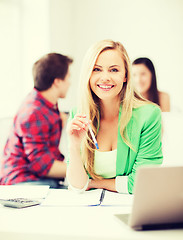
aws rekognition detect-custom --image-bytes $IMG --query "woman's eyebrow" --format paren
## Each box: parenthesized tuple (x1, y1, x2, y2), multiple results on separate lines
(94, 64, 120, 68)
(109, 65, 120, 68)
(94, 64, 102, 68)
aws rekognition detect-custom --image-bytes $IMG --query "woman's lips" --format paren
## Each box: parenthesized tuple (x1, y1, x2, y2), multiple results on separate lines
(97, 84, 114, 91)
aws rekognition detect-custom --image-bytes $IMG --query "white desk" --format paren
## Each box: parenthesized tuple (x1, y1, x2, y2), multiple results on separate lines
(0, 189, 182, 240)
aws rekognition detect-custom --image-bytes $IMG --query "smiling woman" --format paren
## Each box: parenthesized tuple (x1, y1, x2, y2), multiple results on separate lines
(90, 49, 127, 101)
(66, 39, 163, 194)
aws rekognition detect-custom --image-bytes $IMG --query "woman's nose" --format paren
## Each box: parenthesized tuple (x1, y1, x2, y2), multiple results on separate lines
(100, 71, 111, 81)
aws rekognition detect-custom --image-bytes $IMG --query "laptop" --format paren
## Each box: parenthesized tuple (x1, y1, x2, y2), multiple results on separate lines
(115, 166, 183, 230)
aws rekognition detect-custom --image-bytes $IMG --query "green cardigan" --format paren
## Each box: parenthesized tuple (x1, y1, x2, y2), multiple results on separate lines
(68, 103, 163, 194)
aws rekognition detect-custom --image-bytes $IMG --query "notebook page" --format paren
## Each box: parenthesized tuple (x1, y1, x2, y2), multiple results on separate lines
(101, 190, 134, 206)
(41, 189, 102, 206)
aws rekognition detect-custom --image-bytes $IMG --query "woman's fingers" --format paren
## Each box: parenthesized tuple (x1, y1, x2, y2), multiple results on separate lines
(74, 115, 88, 123)
(72, 119, 87, 129)
(71, 124, 81, 131)
(72, 115, 89, 128)
(74, 114, 86, 118)
(71, 123, 87, 131)
(67, 114, 90, 135)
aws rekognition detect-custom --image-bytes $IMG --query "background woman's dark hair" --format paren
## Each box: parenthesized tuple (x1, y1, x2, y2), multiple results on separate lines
(132, 57, 160, 105)
(32, 53, 73, 91)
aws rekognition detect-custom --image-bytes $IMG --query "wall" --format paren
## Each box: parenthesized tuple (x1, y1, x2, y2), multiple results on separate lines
(0, 0, 183, 117)
(20, 0, 50, 97)
(49, 0, 75, 112)
(0, 0, 50, 117)
(0, 0, 21, 117)
(64, 0, 183, 112)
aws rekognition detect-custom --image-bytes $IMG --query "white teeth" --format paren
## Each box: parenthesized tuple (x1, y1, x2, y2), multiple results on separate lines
(98, 85, 113, 89)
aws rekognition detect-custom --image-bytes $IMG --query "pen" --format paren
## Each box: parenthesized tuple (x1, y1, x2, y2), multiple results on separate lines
(88, 123, 99, 149)
(99, 189, 105, 205)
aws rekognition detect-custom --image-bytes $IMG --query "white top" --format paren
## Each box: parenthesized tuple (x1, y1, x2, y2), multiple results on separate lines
(94, 149, 117, 178)
(93, 149, 128, 194)
(68, 149, 128, 194)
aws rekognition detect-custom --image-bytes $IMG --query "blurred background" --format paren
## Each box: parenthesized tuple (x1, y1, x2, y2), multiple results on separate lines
(0, 0, 183, 118)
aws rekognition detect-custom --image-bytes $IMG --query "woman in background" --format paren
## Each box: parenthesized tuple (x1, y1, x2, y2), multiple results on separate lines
(66, 40, 163, 194)
(132, 57, 170, 112)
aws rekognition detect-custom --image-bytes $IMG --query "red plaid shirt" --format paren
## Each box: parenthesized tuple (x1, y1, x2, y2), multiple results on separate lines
(0, 88, 64, 185)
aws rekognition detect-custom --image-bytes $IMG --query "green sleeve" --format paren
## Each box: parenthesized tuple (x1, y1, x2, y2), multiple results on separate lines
(128, 106, 163, 194)
(66, 107, 77, 166)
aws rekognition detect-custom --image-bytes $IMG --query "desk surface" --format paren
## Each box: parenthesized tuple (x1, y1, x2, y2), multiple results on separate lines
(0, 189, 182, 240)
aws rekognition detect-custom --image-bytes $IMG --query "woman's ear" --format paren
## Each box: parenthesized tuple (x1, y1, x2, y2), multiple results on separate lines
(123, 78, 127, 83)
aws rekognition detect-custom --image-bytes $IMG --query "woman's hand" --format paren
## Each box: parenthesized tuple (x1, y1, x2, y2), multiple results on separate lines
(67, 114, 91, 189)
(67, 114, 90, 148)
(86, 179, 117, 192)
(87, 179, 101, 190)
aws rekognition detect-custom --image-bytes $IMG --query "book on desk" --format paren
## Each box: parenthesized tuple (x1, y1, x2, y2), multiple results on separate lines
(41, 189, 134, 207)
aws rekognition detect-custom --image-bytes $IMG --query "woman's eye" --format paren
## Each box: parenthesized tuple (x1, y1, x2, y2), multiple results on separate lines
(111, 68, 118, 72)
(93, 68, 101, 72)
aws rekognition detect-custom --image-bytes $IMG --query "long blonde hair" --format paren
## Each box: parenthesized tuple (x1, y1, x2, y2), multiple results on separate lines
(77, 39, 147, 179)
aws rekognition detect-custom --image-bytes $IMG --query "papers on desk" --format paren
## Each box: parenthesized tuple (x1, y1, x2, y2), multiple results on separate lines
(102, 190, 133, 206)
(0, 185, 50, 199)
(41, 189, 134, 207)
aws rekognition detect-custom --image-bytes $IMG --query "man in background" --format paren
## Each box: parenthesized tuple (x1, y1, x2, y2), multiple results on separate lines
(0, 53, 72, 188)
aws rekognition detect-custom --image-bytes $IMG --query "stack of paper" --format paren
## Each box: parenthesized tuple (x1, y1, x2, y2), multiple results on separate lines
(102, 191, 133, 206)
(0, 185, 50, 199)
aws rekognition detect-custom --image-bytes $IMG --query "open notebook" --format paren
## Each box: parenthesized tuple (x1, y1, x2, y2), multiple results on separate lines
(41, 189, 134, 207)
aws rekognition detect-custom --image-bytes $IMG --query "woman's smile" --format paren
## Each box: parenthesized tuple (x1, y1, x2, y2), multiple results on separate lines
(97, 84, 115, 91)
(89, 49, 126, 101)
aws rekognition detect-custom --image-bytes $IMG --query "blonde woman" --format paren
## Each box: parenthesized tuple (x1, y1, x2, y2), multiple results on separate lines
(67, 40, 163, 194)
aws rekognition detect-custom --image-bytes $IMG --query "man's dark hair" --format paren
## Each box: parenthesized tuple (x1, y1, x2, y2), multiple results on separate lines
(32, 53, 73, 91)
